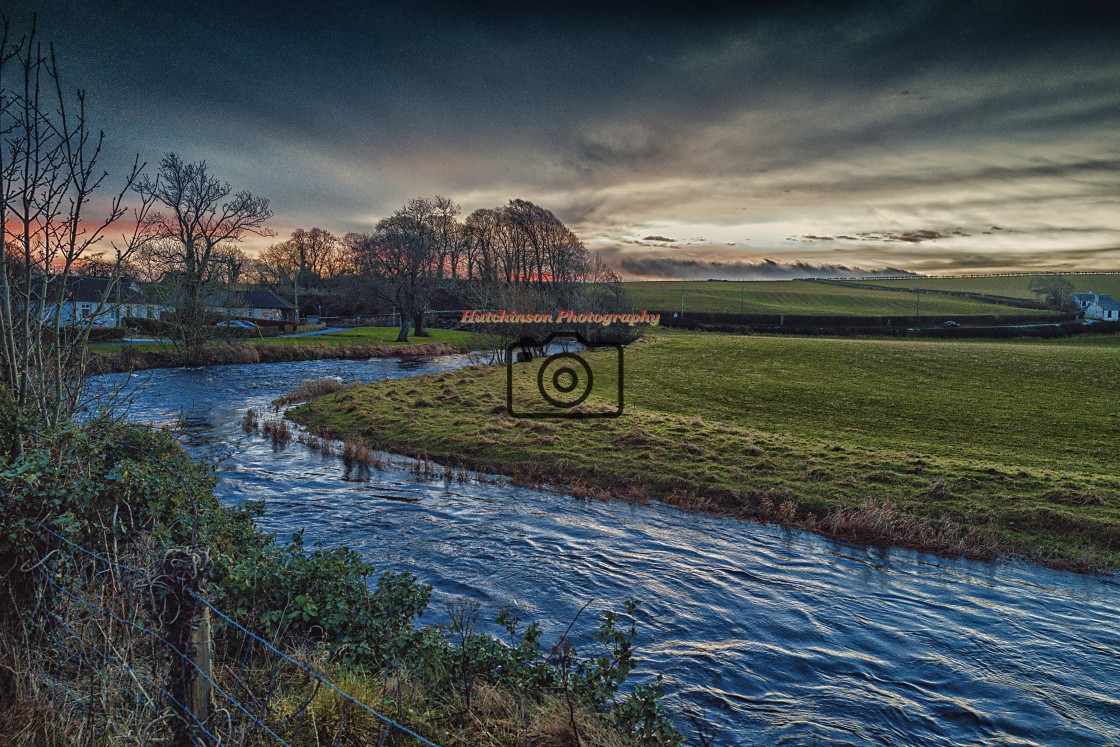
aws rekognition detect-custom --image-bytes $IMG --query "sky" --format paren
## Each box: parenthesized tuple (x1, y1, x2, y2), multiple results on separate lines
(6, 0, 1119, 278)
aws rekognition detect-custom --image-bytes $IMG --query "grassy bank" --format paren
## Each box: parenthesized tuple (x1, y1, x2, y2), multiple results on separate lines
(90, 326, 474, 373)
(623, 279, 1049, 316)
(290, 330, 1120, 571)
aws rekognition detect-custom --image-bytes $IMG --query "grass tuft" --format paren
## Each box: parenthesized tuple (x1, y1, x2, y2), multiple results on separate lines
(273, 378, 347, 406)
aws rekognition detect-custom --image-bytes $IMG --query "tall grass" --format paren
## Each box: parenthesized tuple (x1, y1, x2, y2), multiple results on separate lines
(272, 378, 347, 407)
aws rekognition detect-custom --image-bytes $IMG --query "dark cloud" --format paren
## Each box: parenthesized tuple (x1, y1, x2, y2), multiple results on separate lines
(615, 256, 916, 280)
(4, 0, 1117, 270)
(796, 230, 958, 243)
(642, 236, 676, 243)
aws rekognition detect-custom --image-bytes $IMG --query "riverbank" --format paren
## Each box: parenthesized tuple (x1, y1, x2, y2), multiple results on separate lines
(90, 326, 473, 374)
(289, 330, 1120, 571)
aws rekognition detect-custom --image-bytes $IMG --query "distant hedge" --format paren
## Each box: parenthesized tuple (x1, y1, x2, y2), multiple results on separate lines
(83, 327, 126, 342)
(658, 310, 1075, 328)
(655, 311, 1120, 340)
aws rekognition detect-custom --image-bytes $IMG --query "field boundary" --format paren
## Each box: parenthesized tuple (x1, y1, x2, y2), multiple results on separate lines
(656, 310, 1083, 337)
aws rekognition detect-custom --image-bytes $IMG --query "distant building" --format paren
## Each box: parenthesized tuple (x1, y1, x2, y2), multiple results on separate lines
(207, 290, 298, 323)
(1074, 291, 1120, 321)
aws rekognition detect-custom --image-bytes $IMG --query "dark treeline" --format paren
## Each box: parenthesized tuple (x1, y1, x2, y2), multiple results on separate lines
(246, 195, 629, 342)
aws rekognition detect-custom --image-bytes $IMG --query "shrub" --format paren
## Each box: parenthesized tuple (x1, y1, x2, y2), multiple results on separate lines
(272, 378, 346, 407)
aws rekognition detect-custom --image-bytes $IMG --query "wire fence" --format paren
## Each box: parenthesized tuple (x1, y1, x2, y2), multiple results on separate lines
(22, 524, 443, 746)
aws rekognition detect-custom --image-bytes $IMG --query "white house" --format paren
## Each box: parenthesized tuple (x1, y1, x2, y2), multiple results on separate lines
(51, 276, 162, 327)
(1073, 291, 1120, 321)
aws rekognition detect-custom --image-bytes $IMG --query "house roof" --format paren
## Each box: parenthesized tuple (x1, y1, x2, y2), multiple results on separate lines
(53, 276, 152, 305)
(210, 290, 297, 310)
(1073, 292, 1095, 302)
(1092, 294, 1120, 312)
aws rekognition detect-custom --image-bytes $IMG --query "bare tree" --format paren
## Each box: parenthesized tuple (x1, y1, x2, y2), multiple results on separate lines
(429, 195, 463, 279)
(462, 208, 500, 281)
(133, 154, 273, 356)
(0, 18, 150, 452)
(1029, 275, 1074, 310)
(349, 205, 440, 342)
(257, 227, 341, 316)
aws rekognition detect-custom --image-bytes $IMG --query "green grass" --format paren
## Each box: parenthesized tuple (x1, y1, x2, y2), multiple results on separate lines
(844, 273, 1120, 300)
(291, 330, 1120, 570)
(623, 279, 1048, 316)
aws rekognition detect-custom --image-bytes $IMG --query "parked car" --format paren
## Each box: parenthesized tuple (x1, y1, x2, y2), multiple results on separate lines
(215, 320, 259, 329)
(942, 320, 960, 328)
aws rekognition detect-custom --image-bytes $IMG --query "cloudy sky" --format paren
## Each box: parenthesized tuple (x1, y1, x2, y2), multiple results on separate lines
(8, 0, 1119, 277)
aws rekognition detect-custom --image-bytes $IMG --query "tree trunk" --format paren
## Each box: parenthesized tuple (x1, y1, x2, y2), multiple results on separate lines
(413, 310, 429, 337)
(396, 316, 410, 342)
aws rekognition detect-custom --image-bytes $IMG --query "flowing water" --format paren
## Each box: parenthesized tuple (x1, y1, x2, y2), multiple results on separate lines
(93, 356, 1120, 746)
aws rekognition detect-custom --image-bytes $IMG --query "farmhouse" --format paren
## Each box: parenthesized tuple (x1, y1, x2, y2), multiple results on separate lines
(1073, 291, 1120, 321)
(208, 290, 299, 323)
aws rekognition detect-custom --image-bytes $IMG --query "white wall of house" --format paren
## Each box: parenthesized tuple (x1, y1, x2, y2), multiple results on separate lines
(54, 301, 161, 327)
(1086, 302, 1119, 321)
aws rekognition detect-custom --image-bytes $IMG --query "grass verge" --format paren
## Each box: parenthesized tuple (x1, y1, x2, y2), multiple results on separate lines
(289, 330, 1120, 571)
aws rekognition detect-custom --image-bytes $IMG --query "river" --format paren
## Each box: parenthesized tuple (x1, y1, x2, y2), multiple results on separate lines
(93, 355, 1120, 746)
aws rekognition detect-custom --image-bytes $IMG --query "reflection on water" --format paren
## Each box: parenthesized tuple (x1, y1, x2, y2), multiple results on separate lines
(92, 357, 1120, 746)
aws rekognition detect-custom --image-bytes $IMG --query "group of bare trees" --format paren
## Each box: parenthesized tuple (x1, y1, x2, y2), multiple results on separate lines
(0, 19, 152, 446)
(340, 196, 625, 342)
(253, 227, 345, 317)
(460, 199, 594, 288)
(1, 18, 278, 443)
(241, 196, 626, 344)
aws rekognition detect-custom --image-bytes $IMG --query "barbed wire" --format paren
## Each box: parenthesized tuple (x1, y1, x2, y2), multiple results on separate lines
(190, 590, 443, 747)
(35, 562, 218, 742)
(40, 566, 292, 745)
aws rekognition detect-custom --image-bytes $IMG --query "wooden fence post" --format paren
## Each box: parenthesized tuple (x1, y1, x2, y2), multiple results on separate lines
(155, 548, 213, 746)
(189, 573, 213, 731)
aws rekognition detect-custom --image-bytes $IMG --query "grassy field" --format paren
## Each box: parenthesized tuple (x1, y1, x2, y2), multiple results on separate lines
(843, 274, 1120, 300)
(290, 330, 1120, 570)
(622, 279, 1048, 316)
